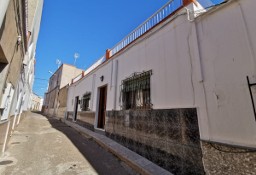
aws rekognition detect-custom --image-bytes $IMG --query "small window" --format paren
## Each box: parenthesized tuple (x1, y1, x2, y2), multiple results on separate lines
(81, 92, 91, 111)
(120, 70, 152, 110)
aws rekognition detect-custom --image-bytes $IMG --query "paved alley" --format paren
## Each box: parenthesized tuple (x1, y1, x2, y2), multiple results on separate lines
(0, 112, 137, 175)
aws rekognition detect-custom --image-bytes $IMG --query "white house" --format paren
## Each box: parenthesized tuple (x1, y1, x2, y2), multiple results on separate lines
(0, 0, 44, 155)
(66, 0, 256, 174)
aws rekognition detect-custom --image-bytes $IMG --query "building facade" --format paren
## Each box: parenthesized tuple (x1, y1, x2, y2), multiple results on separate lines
(65, 0, 256, 174)
(0, 0, 43, 155)
(30, 93, 43, 111)
(43, 64, 83, 117)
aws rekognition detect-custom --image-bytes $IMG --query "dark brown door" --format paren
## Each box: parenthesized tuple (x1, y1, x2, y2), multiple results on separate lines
(98, 86, 107, 129)
(73, 96, 79, 121)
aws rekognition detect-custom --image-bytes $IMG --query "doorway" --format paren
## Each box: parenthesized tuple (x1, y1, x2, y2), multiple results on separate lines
(97, 86, 107, 129)
(73, 96, 79, 121)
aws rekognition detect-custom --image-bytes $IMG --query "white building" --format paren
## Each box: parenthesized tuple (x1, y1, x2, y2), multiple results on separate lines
(66, 0, 256, 174)
(23, 0, 44, 112)
(31, 93, 43, 111)
(0, 0, 44, 155)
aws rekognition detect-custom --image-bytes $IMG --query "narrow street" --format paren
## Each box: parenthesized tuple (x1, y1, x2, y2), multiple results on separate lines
(0, 112, 137, 175)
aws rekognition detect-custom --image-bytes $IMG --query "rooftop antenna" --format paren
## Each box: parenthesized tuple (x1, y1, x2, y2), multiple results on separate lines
(56, 59, 61, 68)
(74, 53, 80, 66)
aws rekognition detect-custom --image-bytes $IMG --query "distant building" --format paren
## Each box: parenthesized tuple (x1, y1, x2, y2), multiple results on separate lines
(64, 0, 256, 174)
(0, 0, 43, 155)
(30, 93, 43, 111)
(43, 64, 84, 117)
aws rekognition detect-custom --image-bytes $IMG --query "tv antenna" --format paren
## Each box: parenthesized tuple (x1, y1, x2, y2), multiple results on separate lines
(56, 59, 61, 68)
(74, 53, 80, 66)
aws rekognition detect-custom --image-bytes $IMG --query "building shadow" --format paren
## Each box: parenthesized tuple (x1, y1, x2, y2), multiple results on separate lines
(41, 113, 133, 175)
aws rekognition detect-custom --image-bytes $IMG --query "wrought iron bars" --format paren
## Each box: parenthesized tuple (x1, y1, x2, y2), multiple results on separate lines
(120, 70, 153, 110)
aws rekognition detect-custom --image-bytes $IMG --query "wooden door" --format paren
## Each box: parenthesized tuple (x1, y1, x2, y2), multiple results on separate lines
(73, 96, 79, 121)
(97, 86, 107, 129)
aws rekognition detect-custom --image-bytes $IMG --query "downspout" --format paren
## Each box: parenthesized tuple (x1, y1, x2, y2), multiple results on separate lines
(185, 0, 211, 140)
(0, 0, 10, 28)
(113, 60, 118, 110)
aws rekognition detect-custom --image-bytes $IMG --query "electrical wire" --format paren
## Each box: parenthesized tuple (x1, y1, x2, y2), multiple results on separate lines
(34, 78, 48, 81)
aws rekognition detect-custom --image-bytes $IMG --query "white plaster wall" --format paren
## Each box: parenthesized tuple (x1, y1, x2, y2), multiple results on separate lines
(0, 0, 10, 27)
(67, 75, 94, 112)
(67, 61, 115, 112)
(67, 0, 256, 148)
(113, 16, 196, 110)
(196, 0, 256, 147)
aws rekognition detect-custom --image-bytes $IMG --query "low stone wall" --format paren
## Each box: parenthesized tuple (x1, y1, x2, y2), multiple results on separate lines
(105, 108, 204, 175)
(202, 141, 256, 175)
(67, 111, 95, 131)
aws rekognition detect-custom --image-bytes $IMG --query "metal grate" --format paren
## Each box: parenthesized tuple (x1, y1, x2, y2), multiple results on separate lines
(120, 70, 153, 110)
(81, 92, 91, 111)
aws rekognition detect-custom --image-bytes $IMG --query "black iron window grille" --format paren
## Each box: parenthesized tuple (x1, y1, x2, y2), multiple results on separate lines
(120, 70, 153, 110)
(81, 92, 91, 111)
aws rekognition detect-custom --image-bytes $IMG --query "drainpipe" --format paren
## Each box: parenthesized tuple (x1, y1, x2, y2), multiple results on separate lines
(185, 0, 211, 140)
(113, 60, 118, 110)
(0, 0, 10, 28)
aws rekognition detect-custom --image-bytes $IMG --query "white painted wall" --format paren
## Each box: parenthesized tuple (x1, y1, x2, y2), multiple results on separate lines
(22, 0, 44, 112)
(0, 0, 10, 27)
(195, 0, 256, 147)
(67, 0, 256, 148)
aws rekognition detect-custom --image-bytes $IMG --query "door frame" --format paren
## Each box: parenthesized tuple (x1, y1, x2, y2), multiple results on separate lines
(95, 85, 107, 130)
(73, 96, 79, 121)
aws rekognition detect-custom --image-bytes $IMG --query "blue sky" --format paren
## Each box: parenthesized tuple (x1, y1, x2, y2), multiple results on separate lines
(33, 0, 224, 97)
(34, 0, 172, 97)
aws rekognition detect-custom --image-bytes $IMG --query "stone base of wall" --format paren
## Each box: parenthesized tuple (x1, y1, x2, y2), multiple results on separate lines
(106, 108, 204, 175)
(202, 141, 256, 175)
(67, 111, 95, 131)
(77, 111, 95, 125)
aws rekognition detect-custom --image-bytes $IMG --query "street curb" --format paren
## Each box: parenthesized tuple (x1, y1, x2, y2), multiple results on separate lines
(60, 118, 173, 175)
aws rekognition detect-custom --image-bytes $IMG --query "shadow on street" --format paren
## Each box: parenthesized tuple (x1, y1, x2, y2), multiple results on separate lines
(41, 113, 136, 175)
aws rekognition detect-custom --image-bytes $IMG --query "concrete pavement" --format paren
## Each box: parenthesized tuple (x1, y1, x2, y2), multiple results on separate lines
(62, 119, 172, 175)
(0, 112, 138, 175)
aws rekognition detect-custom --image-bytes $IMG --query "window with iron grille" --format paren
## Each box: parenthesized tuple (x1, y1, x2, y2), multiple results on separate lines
(120, 70, 152, 110)
(81, 92, 91, 111)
